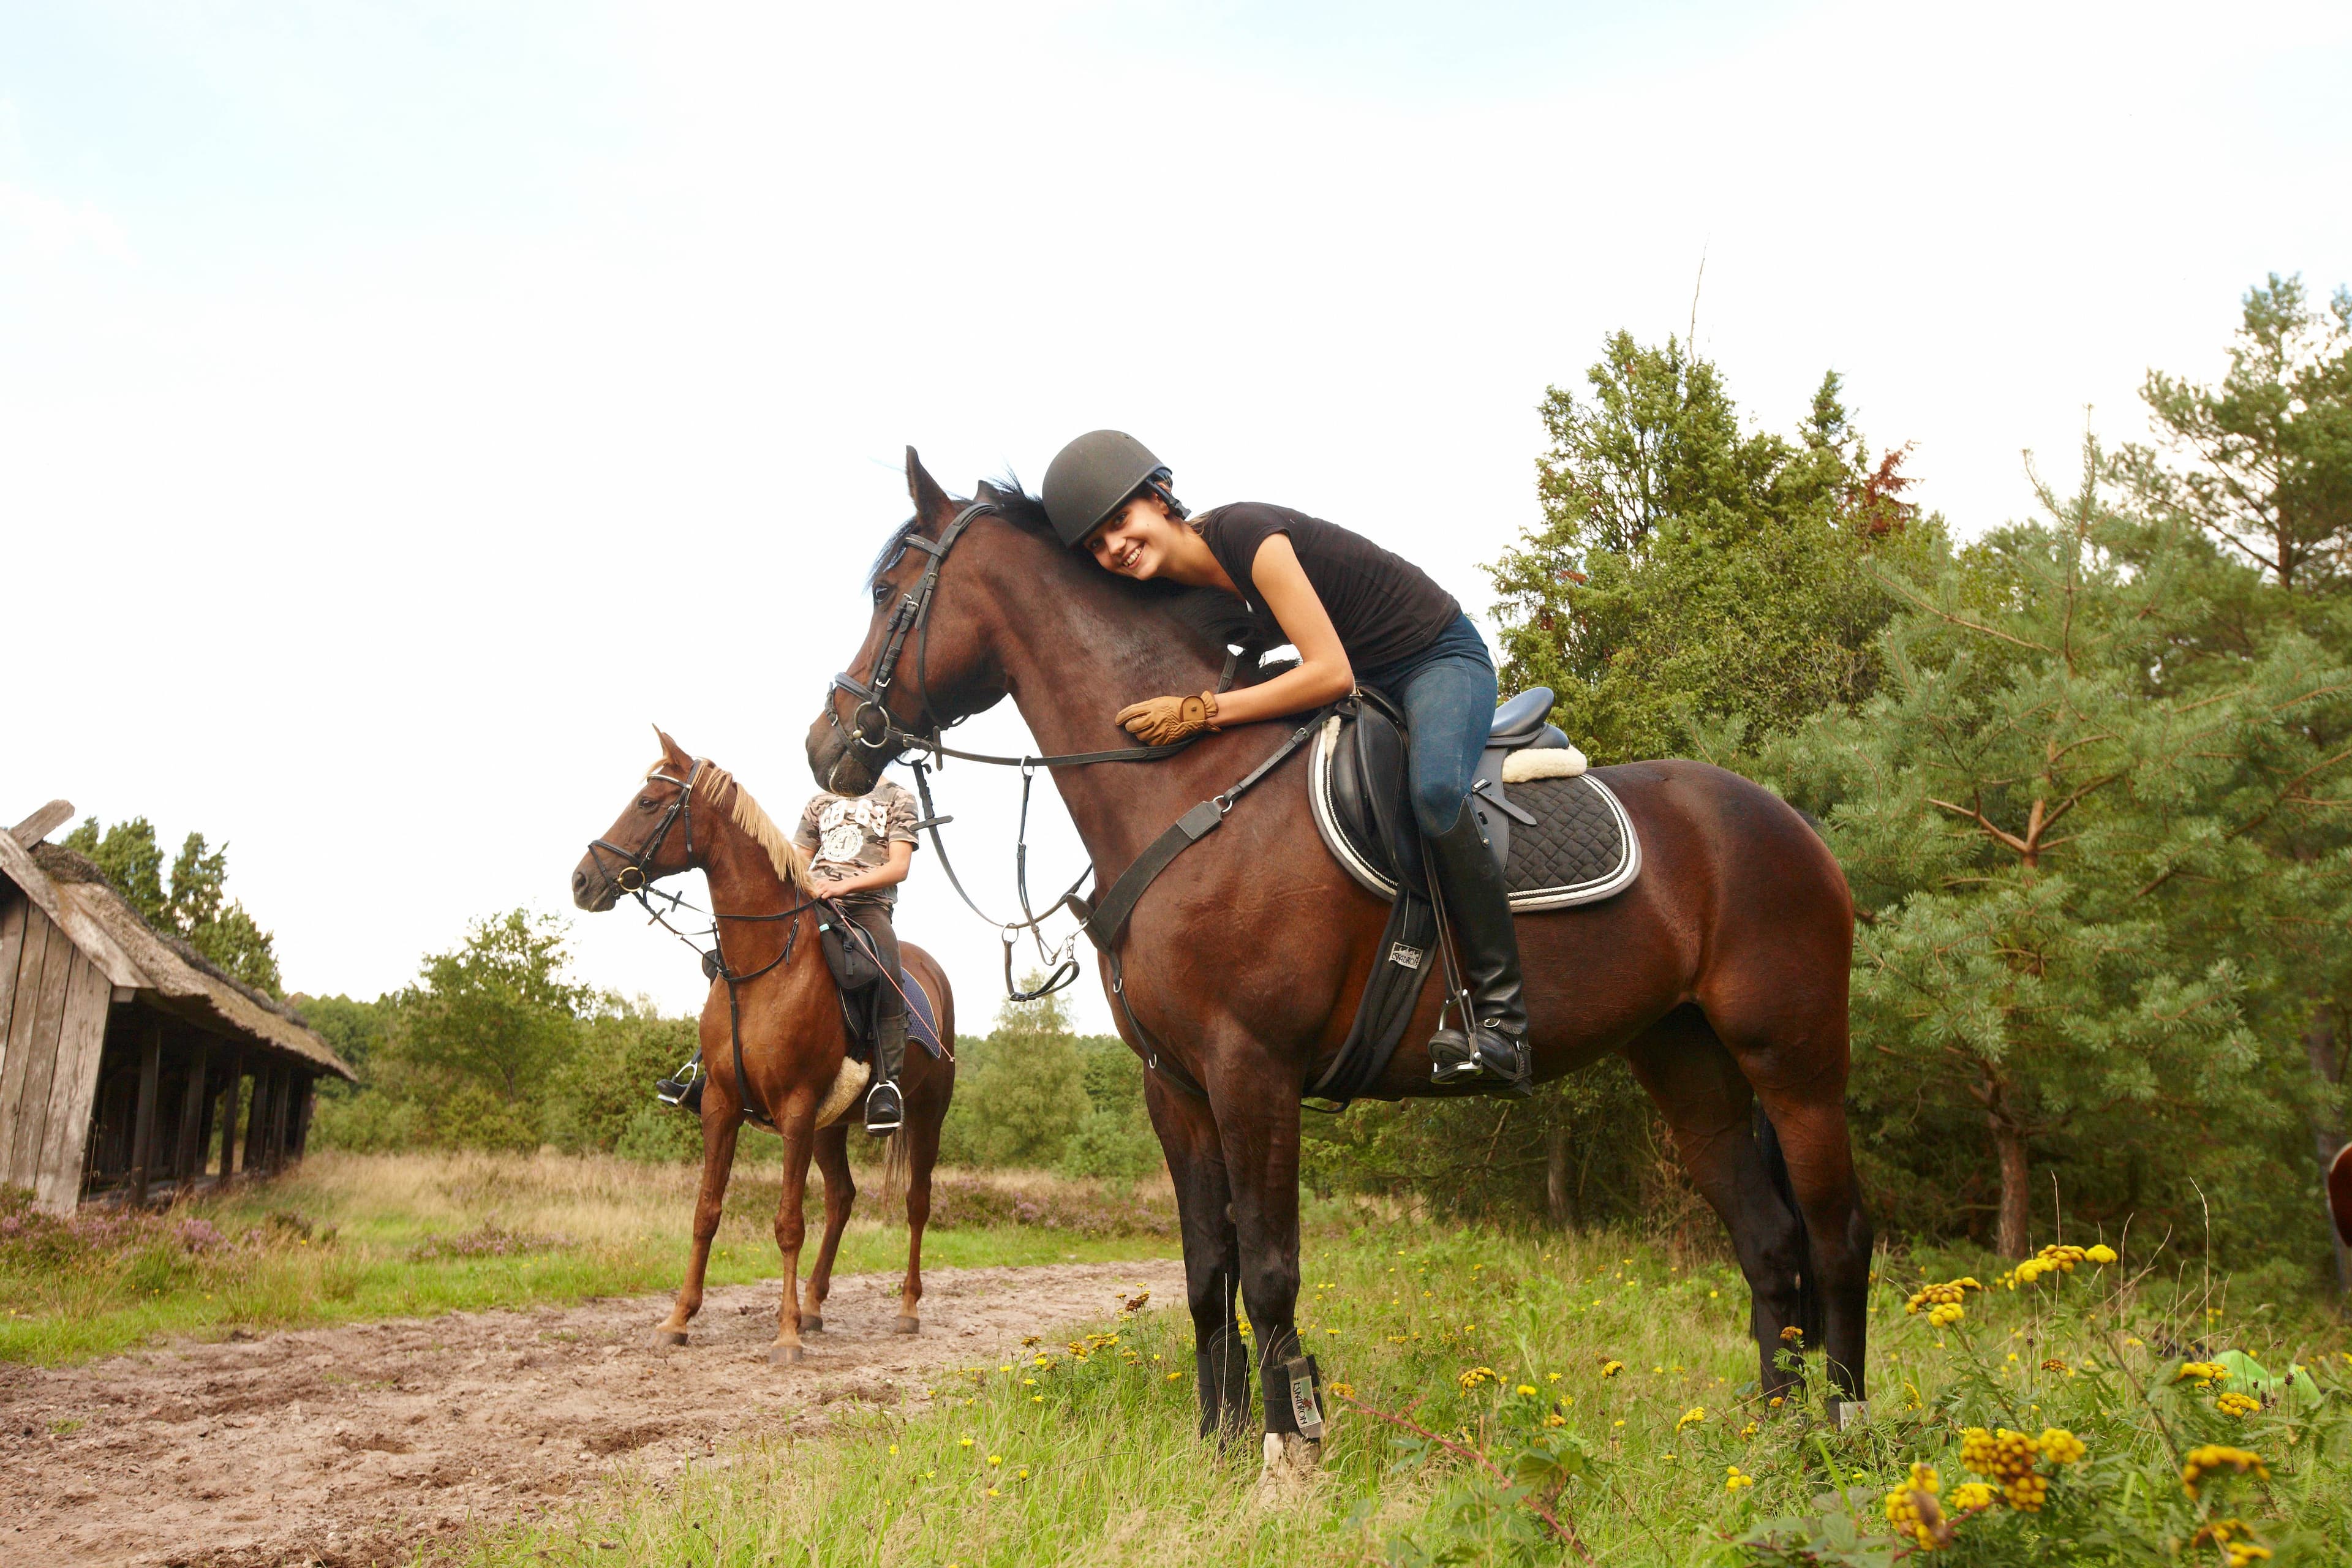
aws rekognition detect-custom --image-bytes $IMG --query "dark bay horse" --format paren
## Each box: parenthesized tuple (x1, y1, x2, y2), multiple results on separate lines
(806, 454, 1871, 1470)
(571, 731, 956, 1363)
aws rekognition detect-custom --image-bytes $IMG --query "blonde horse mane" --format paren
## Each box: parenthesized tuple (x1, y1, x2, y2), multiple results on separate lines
(645, 757, 816, 894)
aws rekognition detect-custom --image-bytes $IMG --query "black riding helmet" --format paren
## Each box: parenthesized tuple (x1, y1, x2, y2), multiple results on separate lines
(1041, 429, 1188, 549)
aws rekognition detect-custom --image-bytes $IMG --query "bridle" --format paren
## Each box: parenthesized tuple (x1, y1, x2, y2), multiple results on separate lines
(584, 758, 815, 1127)
(825, 499, 1218, 1001)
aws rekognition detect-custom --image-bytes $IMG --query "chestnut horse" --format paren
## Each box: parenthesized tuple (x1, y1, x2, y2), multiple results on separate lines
(807, 454, 1871, 1473)
(570, 731, 956, 1363)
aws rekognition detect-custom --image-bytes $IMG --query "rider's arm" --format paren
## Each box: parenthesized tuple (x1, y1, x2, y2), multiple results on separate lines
(1204, 533, 1354, 726)
(814, 840, 913, 897)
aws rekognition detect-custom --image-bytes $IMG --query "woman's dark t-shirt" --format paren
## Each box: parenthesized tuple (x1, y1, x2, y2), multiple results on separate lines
(1194, 503, 1460, 671)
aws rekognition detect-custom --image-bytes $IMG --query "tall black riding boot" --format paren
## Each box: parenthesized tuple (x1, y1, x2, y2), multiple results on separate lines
(864, 1009, 907, 1134)
(1425, 808, 1531, 1093)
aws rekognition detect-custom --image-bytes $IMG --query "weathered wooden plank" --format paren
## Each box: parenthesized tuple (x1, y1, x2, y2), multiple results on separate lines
(291, 1072, 315, 1161)
(3, 914, 69, 1189)
(36, 951, 111, 1213)
(0, 907, 51, 1176)
(173, 1040, 209, 1181)
(127, 1016, 162, 1207)
(9, 801, 74, 848)
(214, 1050, 244, 1182)
(242, 1066, 273, 1176)
(270, 1066, 296, 1172)
(0, 889, 27, 1085)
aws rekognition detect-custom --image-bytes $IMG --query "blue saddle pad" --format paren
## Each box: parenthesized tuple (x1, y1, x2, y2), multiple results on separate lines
(902, 968, 946, 1058)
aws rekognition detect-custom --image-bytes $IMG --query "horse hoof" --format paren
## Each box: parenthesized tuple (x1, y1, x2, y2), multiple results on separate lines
(801, 1316, 824, 1335)
(892, 1316, 920, 1335)
(767, 1343, 805, 1366)
(1254, 1431, 1322, 1506)
(652, 1329, 689, 1348)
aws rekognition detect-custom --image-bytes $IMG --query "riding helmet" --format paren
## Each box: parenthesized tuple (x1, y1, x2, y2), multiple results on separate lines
(1042, 429, 1172, 548)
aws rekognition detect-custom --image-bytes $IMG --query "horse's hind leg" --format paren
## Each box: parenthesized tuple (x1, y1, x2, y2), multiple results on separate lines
(801, 1125, 855, 1333)
(895, 1098, 943, 1333)
(655, 1090, 742, 1348)
(1701, 981, 1875, 1415)
(1624, 1006, 1815, 1404)
(1143, 1071, 1250, 1441)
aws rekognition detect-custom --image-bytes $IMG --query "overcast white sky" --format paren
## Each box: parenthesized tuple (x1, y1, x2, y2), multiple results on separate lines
(5, 1, 2348, 1035)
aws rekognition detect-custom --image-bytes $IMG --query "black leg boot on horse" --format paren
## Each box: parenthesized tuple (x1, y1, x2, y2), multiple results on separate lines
(1424, 807, 1532, 1094)
(843, 902, 908, 1135)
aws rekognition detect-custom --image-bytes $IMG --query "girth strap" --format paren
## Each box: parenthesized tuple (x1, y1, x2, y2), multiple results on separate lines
(1069, 712, 1325, 1099)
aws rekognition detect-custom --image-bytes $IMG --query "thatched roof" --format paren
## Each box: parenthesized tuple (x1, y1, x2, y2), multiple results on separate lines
(0, 833, 355, 1082)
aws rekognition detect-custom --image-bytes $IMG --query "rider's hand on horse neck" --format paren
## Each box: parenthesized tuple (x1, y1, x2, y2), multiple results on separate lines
(1117, 691, 1221, 746)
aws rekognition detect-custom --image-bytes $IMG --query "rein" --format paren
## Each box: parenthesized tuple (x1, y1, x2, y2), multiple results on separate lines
(827, 497, 1322, 1098)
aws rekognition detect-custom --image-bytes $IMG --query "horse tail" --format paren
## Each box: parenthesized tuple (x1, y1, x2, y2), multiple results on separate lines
(1754, 1100, 1825, 1348)
(880, 1123, 911, 1210)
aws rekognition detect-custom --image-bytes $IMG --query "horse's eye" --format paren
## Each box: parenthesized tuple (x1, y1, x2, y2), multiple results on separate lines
(637, 797, 654, 810)
(872, 582, 891, 606)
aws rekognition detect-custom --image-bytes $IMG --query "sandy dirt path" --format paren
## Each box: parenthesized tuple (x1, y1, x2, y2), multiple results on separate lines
(0, 1257, 1186, 1568)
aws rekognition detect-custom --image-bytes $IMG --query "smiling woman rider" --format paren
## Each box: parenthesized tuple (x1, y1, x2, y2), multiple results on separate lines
(1041, 429, 1528, 1093)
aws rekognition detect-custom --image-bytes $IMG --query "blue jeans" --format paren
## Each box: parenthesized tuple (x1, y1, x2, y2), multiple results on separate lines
(1357, 612, 1498, 837)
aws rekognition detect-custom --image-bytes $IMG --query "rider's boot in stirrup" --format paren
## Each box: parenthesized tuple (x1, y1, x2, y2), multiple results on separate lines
(864, 1011, 908, 1135)
(1424, 809, 1532, 1095)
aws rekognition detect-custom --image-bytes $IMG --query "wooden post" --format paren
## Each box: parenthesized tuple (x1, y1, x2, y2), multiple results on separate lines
(242, 1065, 273, 1177)
(290, 1072, 315, 1162)
(266, 1065, 292, 1174)
(173, 1039, 209, 1188)
(215, 1050, 244, 1184)
(127, 1015, 164, 1207)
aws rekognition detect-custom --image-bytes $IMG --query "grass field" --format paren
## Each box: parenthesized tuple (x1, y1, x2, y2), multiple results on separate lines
(469, 1222, 2352, 1567)
(0, 1150, 1179, 1365)
(9, 1154, 2350, 1564)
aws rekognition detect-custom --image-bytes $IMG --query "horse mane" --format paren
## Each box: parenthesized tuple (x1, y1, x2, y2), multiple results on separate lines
(643, 757, 815, 893)
(870, 475, 1276, 666)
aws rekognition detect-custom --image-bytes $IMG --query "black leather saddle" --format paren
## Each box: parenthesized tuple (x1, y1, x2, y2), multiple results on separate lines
(1310, 685, 1640, 912)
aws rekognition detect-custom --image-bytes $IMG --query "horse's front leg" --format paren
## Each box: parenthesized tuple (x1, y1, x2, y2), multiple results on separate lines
(769, 1098, 820, 1365)
(1143, 1069, 1249, 1440)
(800, 1124, 856, 1333)
(1201, 1033, 1318, 1499)
(655, 1079, 742, 1347)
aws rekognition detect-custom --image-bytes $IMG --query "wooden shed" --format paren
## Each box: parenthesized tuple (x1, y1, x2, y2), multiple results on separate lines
(0, 801, 355, 1215)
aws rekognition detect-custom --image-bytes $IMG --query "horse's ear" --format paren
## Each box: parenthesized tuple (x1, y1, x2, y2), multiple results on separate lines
(905, 446, 952, 523)
(652, 725, 693, 771)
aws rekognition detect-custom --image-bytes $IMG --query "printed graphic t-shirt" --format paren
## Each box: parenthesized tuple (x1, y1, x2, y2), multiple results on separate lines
(793, 780, 920, 907)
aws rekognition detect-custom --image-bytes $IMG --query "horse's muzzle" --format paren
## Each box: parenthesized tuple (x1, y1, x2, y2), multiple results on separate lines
(571, 853, 622, 913)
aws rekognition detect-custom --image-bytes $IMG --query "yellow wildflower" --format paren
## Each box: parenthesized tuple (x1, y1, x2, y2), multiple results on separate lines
(2217, 1392, 2261, 1419)
(2039, 1428, 2086, 1466)
(1725, 1465, 1755, 1491)
(1948, 1480, 1995, 1512)
(1599, 1360, 1623, 1378)
(2177, 1361, 2231, 1388)
(2182, 1444, 2269, 1498)
(1457, 1365, 1498, 1390)
(1676, 1406, 1706, 1430)
(1883, 1464, 1949, 1550)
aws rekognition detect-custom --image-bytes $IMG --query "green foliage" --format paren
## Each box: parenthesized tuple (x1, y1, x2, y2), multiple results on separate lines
(60, 815, 283, 995)
(309, 911, 709, 1159)
(396, 909, 587, 1106)
(1488, 333, 1947, 761)
(1303, 1066, 1657, 1231)
(938, 985, 1091, 1169)
(2111, 273, 2352, 592)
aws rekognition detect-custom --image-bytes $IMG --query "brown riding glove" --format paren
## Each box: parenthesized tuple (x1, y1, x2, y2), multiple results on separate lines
(1116, 690, 1221, 745)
